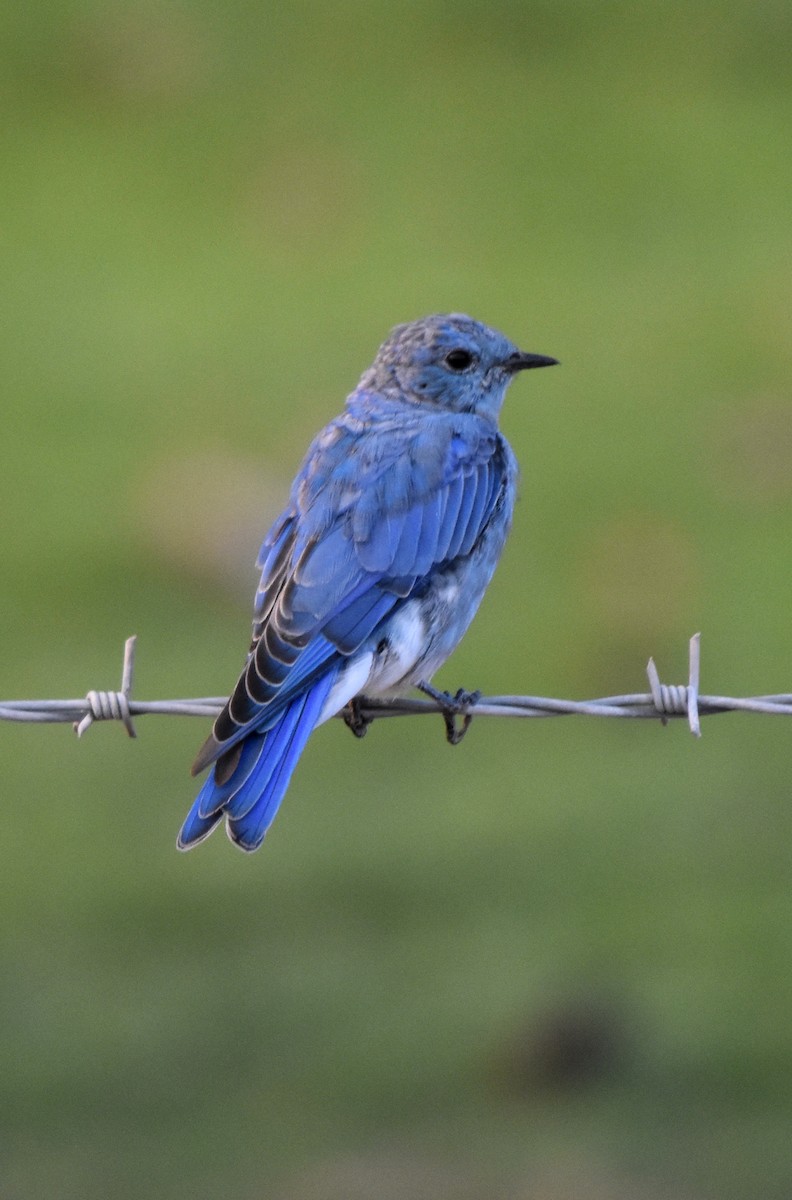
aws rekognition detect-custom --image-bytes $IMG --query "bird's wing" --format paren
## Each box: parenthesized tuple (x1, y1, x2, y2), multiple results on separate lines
(193, 414, 507, 773)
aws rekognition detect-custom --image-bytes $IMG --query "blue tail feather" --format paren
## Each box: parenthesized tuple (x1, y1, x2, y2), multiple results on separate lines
(227, 672, 336, 852)
(224, 700, 309, 821)
(177, 803, 223, 849)
(178, 671, 337, 852)
(195, 732, 266, 819)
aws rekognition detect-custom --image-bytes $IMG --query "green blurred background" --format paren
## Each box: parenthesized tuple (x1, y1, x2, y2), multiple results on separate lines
(2, 1, 791, 1197)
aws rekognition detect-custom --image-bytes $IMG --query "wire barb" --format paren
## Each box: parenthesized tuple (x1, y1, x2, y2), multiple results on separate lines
(646, 633, 701, 737)
(73, 636, 138, 738)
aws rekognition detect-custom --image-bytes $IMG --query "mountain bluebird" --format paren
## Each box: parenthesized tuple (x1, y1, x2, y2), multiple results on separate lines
(178, 314, 557, 852)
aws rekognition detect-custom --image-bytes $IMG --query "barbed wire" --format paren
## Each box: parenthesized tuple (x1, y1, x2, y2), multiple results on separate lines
(2, 634, 792, 747)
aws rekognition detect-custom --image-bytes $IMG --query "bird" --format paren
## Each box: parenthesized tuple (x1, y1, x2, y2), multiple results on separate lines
(177, 314, 557, 852)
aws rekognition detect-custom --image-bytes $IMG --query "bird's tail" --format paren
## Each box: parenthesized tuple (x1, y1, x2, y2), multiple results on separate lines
(177, 672, 337, 852)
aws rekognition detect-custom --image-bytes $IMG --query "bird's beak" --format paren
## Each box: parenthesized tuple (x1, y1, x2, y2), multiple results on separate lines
(505, 350, 559, 372)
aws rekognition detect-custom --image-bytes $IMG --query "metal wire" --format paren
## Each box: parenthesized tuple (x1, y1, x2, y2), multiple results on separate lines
(2, 633, 792, 742)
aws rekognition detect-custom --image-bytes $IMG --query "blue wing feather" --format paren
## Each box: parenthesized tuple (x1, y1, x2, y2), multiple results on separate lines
(391, 505, 425, 576)
(435, 470, 466, 562)
(457, 462, 492, 558)
(356, 510, 406, 573)
(445, 468, 479, 560)
(413, 491, 443, 574)
(215, 634, 340, 746)
(323, 587, 400, 654)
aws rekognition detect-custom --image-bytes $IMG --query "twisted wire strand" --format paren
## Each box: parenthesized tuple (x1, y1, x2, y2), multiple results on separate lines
(2, 633, 792, 738)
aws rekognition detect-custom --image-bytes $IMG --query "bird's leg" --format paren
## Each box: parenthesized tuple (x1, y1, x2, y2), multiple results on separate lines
(343, 694, 372, 739)
(417, 682, 481, 745)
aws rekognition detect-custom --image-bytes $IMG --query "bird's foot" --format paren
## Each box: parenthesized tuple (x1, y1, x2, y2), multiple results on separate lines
(343, 694, 372, 739)
(417, 682, 481, 745)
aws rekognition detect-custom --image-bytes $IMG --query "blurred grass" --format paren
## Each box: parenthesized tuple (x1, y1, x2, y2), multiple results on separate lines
(2, 1, 792, 1197)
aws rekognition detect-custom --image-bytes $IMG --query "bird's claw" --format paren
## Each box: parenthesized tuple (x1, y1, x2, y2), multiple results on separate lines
(343, 695, 372, 739)
(417, 682, 481, 745)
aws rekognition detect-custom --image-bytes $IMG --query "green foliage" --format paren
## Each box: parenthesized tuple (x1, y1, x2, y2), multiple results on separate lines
(2, 2, 791, 1196)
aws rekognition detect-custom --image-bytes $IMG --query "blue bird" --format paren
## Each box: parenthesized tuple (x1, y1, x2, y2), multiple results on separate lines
(178, 314, 557, 852)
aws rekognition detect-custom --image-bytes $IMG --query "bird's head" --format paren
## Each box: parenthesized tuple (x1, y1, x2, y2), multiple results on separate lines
(358, 313, 557, 418)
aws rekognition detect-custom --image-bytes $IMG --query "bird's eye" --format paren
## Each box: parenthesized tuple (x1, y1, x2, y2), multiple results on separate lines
(444, 348, 475, 372)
